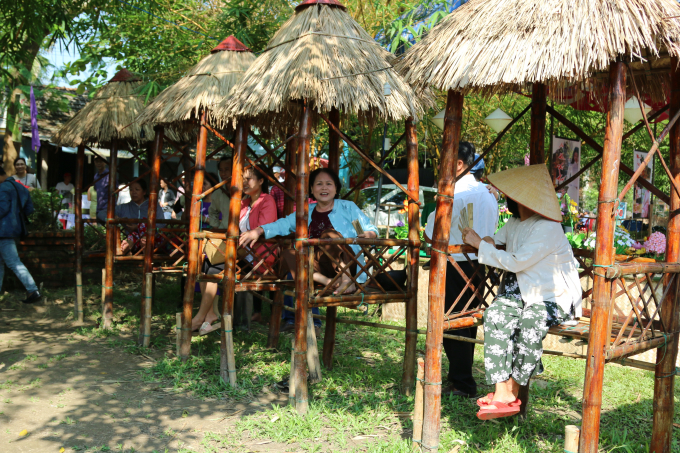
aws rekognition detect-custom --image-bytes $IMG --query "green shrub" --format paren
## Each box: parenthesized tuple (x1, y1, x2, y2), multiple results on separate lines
(27, 189, 62, 232)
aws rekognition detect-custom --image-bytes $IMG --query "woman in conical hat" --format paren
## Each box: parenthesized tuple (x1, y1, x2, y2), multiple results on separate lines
(461, 164, 582, 420)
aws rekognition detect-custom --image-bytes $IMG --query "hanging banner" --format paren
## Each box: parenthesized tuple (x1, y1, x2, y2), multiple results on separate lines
(633, 150, 653, 218)
(551, 136, 581, 204)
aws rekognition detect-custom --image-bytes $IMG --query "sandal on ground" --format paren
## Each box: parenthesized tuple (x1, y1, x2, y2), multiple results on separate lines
(476, 399, 521, 420)
(198, 321, 221, 336)
(476, 393, 495, 407)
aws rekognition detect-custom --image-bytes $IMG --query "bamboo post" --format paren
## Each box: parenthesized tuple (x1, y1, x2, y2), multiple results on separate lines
(289, 339, 296, 406)
(580, 61, 626, 453)
(267, 291, 285, 348)
(220, 314, 237, 387)
(176, 312, 181, 357)
(142, 273, 152, 346)
(650, 56, 680, 453)
(412, 357, 425, 449)
(293, 103, 313, 415)
(74, 143, 85, 323)
(564, 425, 580, 453)
(529, 83, 547, 165)
(102, 140, 119, 330)
(322, 109, 341, 369)
(402, 117, 419, 395)
(140, 126, 164, 346)
(101, 269, 106, 306)
(220, 121, 248, 372)
(179, 111, 209, 361)
(306, 308, 322, 383)
(421, 90, 464, 451)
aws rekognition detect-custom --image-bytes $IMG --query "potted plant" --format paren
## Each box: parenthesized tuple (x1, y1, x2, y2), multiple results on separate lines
(559, 193, 579, 233)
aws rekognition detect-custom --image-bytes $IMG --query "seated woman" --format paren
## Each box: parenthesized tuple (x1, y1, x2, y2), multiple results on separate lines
(460, 165, 582, 420)
(115, 179, 165, 255)
(239, 168, 378, 332)
(191, 164, 277, 333)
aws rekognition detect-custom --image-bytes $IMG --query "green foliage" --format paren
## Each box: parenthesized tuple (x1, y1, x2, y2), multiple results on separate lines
(565, 232, 586, 250)
(27, 189, 62, 232)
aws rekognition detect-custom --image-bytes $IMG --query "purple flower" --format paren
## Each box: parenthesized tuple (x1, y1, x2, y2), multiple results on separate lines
(396, 221, 405, 227)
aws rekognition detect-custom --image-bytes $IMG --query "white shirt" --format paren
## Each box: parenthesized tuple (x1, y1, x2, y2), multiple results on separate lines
(55, 182, 74, 204)
(478, 215, 582, 316)
(11, 173, 40, 189)
(425, 174, 498, 261)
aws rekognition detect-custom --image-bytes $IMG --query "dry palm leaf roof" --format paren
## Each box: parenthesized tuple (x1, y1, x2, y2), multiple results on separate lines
(212, 0, 433, 133)
(136, 36, 256, 130)
(52, 69, 154, 148)
(396, 0, 680, 103)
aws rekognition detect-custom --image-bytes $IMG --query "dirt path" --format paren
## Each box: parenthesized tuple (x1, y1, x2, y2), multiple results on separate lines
(0, 295, 288, 453)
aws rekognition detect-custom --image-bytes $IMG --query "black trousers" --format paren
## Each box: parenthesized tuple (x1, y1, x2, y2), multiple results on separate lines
(443, 259, 483, 396)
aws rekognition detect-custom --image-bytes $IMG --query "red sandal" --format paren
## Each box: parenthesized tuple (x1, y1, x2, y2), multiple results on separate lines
(476, 399, 521, 420)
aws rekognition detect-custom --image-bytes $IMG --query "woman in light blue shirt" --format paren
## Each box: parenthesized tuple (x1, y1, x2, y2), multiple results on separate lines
(240, 168, 378, 296)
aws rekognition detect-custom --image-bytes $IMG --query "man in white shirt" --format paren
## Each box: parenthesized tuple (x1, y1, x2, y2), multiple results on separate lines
(424, 142, 498, 399)
(55, 173, 74, 205)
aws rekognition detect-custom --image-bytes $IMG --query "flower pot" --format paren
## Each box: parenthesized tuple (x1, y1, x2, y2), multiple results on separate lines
(562, 225, 573, 233)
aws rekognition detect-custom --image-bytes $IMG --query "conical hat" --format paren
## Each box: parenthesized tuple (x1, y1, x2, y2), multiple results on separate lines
(487, 164, 563, 222)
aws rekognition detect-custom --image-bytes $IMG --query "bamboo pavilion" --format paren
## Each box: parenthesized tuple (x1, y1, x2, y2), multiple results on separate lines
(52, 68, 154, 330)
(396, 1, 680, 452)
(206, 0, 433, 414)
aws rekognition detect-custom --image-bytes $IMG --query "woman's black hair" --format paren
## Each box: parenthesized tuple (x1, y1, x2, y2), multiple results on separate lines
(13, 157, 26, 167)
(506, 197, 521, 219)
(245, 166, 269, 194)
(218, 155, 232, 169)
(130, 179, 148, 198)
(308, 168, 342, 200)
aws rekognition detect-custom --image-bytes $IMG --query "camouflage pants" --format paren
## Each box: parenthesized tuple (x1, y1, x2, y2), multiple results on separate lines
(483, 273, 568, 386)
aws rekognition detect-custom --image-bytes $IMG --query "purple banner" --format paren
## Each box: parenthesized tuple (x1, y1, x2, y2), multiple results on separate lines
(30, 86, 40, 153)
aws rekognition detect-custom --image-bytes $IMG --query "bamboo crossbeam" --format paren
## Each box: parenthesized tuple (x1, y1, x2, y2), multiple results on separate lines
(603, 262, 680, 278)
(107, 218, 188, 226)
(307, 292, 414, 307)
(303, 237, 409, 247)
(605, 336, 667, 361)
(278, 306, 657, 372)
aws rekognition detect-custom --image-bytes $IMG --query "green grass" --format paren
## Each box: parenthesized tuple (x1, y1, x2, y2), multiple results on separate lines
(47, 273, 680, 452)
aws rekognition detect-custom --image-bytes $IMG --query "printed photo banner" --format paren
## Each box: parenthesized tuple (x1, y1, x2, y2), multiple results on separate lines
(551, 136, 581, 204)
(633, 150, 653, 218)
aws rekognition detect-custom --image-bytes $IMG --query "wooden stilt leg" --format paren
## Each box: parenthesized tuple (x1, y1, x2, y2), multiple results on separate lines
(74, 143, 85, 323)
(402, 117, 419, 395)
(412, 357, 425, 449)
(306, 309, 322, 384)
(220, 314, 237, 387)
(289, 339, 296, 406)
(176, 313, 181, 357)
(142, 273, 152, 347)
(140, 126, 163, 346)
(580, 61, 626, 453)
(101, 269, 106, 308)
(179, 112, 208, 360)
(650, 56, 680, 453)
(102, 140, 118, 330)
(220, 121, 248, 376)
(322, 108, 341, 370)
(422, 90, 464, 450)
(294, 103, 313, 415)
(267, 291, 284, 349)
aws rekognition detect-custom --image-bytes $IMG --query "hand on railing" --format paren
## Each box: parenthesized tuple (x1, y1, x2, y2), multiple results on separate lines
(239, 227, 264, 249)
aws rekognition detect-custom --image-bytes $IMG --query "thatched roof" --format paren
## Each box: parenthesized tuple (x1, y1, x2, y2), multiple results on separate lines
(135, 36, 256, 129)
(212, 0, 433, 133)
(396, 0, 680, 103)
(52, 69, 154, 148)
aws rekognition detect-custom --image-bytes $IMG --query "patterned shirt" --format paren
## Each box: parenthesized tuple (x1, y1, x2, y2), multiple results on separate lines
(270, 185, 285, 218)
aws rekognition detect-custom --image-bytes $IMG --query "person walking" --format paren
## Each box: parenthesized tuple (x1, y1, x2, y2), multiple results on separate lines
(0, 166, 41, 304)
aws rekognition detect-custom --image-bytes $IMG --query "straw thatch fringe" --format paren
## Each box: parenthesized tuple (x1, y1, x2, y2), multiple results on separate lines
(212, 4, 434, 134)
(136, 50, 256, 129)
(396, 0, 680, 102)
(52, 78, 154, 148)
